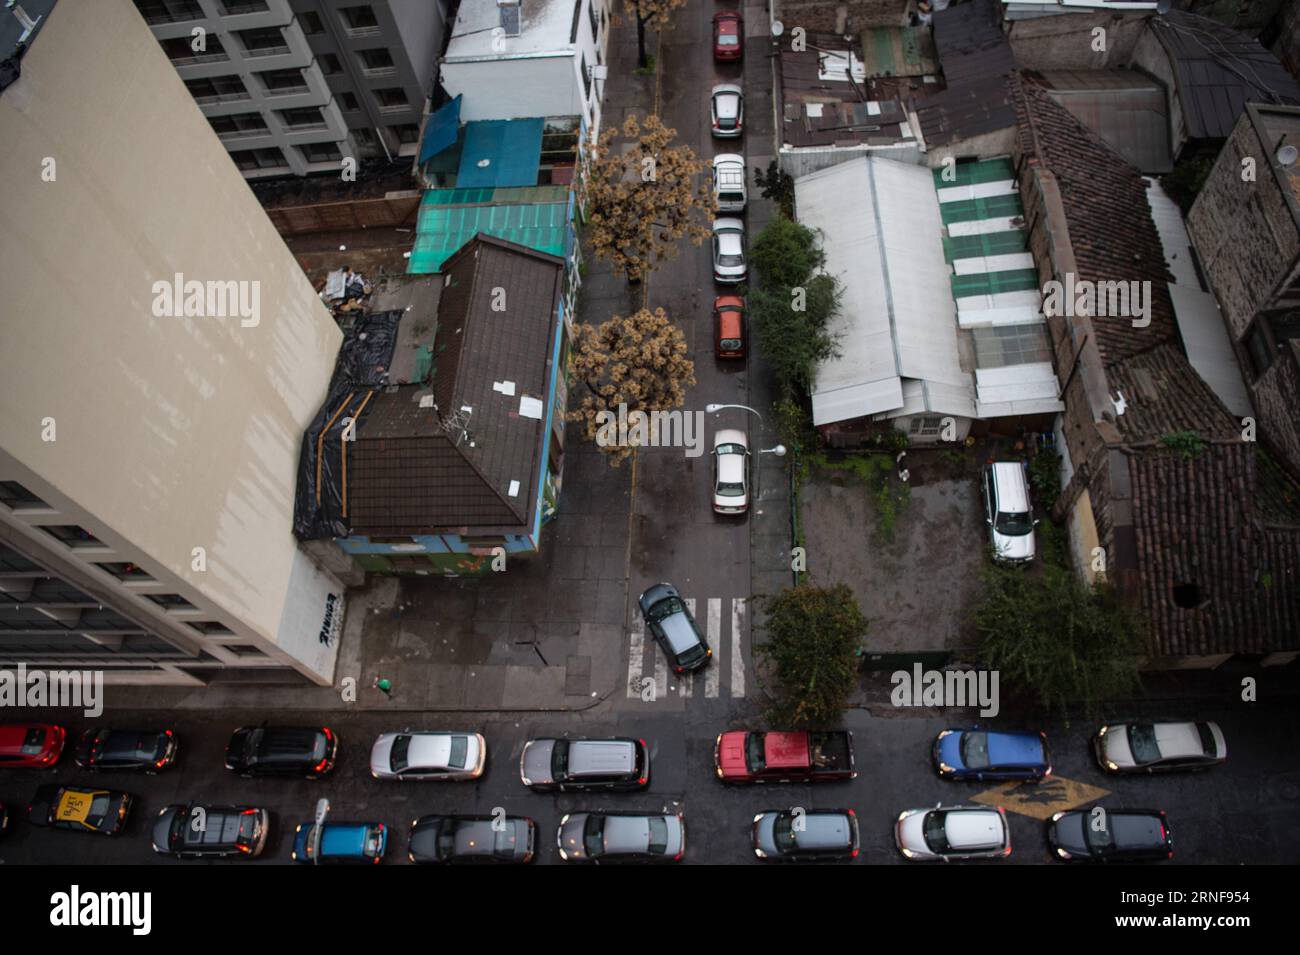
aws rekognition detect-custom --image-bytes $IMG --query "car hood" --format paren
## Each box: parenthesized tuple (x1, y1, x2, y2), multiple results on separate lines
(896, 812, 932, 857)
(369, 734, 397, 776)
(753, 814, 779, 855)
(717, 732, 748, 776)
(521, 740, 556, 785)
(992, 528, 1035, 560)
(1100, 726, 1134, 768)
(558, 814, 589, 860)
(151, 807, 180, 852)
(935, 732, 962, 768)
(1049, 813, 1089, 855)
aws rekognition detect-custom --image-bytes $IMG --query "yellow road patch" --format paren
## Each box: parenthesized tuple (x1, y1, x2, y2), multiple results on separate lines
(971, 775, 1110, 820)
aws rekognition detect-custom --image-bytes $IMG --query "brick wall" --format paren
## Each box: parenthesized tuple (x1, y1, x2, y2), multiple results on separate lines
(1006, 11, 1151, 71)
(774, 0, 912, 34)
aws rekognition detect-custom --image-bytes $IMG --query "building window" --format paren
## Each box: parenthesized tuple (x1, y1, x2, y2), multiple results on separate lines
(373, 87, 408, 109)
(160, 34, 228, 64)
(300, 10, 325, 34)
(237, 26, 289, 56)
(187, 621, 235, 636)
(184, 74, 249, 103)
(319, 53, 343, 74)
(352, 127, 377, 146)
(297, 142, 343, 163)
(223, 644, 268, 658)
(0, 481, 47, 509)
(581, 54, 591, 101)
(340, 5, 380, 32)
(588, 0, 598, 43)
(1245, 320, 1274, 380)
(95, 562, 155, 582)
(357, 47, 395, 72)
(338, 91, 360, 111)
(257, 67, 309, 94)
(134, 0, 204, 25)
(42, 525, 103, 548)
(909, 417, 946, 437)
(146, 593, 198, 611)
(208, 112, 270, 136)
(277, 106, 327, 130)
(391, 123, 419, 143)
(230, 147, 288, 170)
(217, 0, 269, 14)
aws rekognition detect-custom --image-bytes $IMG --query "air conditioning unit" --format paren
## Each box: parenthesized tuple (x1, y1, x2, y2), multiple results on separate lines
(497, 0, 521, 38)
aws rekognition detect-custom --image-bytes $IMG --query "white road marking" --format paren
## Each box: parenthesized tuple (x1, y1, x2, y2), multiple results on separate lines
(705, 598, 722, 698)
(731, 597, 746, 698)
(682, 598, 696, 698)
(627, 614, 644, 698)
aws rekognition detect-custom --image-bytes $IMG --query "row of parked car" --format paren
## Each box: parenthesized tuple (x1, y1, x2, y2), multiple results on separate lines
(0, 716, 1225, 862)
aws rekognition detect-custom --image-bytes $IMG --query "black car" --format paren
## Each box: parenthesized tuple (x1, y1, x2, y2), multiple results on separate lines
(152, 804, 270, 859)
(75, 727, 178, 773)
(637, 582, 711, 674)
(409, 814, 536, 864)
(1048, 807, 1173, 862)
(225, 725, 337, 778)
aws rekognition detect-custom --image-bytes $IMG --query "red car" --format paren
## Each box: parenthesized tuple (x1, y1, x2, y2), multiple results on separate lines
(713, 11, 743, 62)
(0, 723, 66, 768)
(714, 295, 745, 358)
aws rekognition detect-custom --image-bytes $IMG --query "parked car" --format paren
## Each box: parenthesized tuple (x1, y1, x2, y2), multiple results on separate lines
(981, 461, 1037, 562)
(714, 295, 746, 358)
(27, 784, 133, 836)
(711, 154, 747, 212)
(895, 804, 1011, 861)
(712, 429, 750, 515)
(752, 808, 859, 862)
(520, 737, 648, 792)
(1094, 721, 1226, 773)
(0, 723, 65, 768)
(151, 805, 269, 859)
(409, 814, 536, 864)
(557, 812, 684, 864)
(369, 731, 486, 781)
(291, 821, 386, 865)
(75, 727, 177, 773)
(932, 727, 1051, 781)
(715, 730, 856, 783)
(637, 582, 711, 674)
(712, 11, 743, 61)
(710, 84, 744, 138)
(712, 218, 747, 283)
(1048, 807, 1173, 862)
(224, 725, 337, 779)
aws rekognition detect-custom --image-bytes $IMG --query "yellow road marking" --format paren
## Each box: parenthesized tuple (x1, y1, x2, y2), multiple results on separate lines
(971, 775, 1111, 820)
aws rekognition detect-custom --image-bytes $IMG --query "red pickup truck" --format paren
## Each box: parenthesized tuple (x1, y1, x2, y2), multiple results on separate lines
(714, 730, 856, 783)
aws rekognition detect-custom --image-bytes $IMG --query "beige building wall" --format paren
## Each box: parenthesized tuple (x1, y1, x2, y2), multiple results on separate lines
(0, 0, 345, 684)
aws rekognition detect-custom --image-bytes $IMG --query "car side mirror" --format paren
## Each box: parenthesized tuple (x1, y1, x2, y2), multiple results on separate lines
(1033, 519, 1040, 526)
(986, 518, 993, 525)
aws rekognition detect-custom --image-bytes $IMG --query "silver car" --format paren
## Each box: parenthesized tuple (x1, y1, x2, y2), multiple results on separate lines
(710, 83, 743, 138)
(712, 218, 746, 284)
(895, 804, 1011, 861)
(520, 737, 649, 792)
(1094, 721, 1226, 773)
(556, 812, 685, 864)
(369, 731, 486, 781)
(712, 428, 750, 514)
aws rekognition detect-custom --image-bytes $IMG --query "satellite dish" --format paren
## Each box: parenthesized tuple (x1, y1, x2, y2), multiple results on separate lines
(1278, 144, 1299, 168)
(771, 20, 784, 36)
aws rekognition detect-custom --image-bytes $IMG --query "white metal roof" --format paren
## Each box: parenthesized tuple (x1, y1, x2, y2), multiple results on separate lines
(798, 156, 975, 426)
(974, 363, 1065, 417)
(444, 0, 577, 60)
(1144, 179, 1253, 419)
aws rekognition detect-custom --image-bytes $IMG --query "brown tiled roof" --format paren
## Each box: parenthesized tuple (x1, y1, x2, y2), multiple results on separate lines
(347, 233, 563, 536)
(1012, 75, 1180, 365)
(1128, 442, 1300, 657)
(1103, 342, 1239, 444)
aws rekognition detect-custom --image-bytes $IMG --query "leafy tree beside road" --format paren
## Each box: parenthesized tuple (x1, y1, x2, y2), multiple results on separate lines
(623, 0, 687, 69)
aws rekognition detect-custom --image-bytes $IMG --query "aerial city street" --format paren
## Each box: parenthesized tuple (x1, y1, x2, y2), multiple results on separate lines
(1, 0, 1298, 897)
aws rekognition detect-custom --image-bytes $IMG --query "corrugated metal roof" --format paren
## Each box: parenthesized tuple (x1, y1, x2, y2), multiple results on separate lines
(1149, 10, 1300, 140)
(456, 118, 545, 189)
(407, 192, 568, 274)
(914, 0, 1016, 147)
(1037, 70, 1172, 173)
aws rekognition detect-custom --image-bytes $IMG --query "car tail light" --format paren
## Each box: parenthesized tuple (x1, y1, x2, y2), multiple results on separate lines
(850, 847, 859, 858)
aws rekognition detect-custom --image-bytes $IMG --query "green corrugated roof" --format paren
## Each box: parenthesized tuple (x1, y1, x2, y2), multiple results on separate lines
(943, 229, 1029, 263)
(419, 185, 569, 207)
(951, 269, 1040, 298)
(933, 157, 1015, 189)
(407, 196, 568, 274)
(939, 193, 1024, 225)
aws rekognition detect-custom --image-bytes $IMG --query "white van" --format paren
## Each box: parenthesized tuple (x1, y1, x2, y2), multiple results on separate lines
(981, 461, 1038, 562)
(712, 154, 747, 214)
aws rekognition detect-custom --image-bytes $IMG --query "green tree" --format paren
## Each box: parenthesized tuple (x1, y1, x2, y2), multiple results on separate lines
(750, 216, 825, 289)
(748, 273, 842, 401)
(754, 584, 867, 727)
(975, 563, 1146, 718)
(754, 160, 795, 218)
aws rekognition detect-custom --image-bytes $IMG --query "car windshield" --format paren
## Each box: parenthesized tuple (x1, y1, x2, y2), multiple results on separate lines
(647, 817, 669, 854)
(390, 735, 410, 772)
(648, 596, 684, 622)
(995, 511, 1034, 536)
(958, 731, 990, 769)
(583, 815, 606, 858)
(551, 740, 569, 779)
(449, 735, 468, 769)
(364, 827, 383, 857)
(716, 482, 745, 496)
(1085, 820, 1117, 852)
(1196, 723, 1217, 756)
(717, 34, 738, 45)
(718, 253, 744, 267)
(773, 815, 797, 851)
(922, 811, 951, 853)
(85, 794, 110, 826)
(1128, 723, 1162, 764)
(720, 338, 742, 350)
(677, 643, 707, 666)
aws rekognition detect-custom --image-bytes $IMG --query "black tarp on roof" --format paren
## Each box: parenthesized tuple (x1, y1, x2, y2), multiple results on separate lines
(914, 0, 1017, 147)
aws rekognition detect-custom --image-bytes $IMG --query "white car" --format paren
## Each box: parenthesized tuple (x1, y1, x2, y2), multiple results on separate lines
(712, 429, 750, 514)
(895, 804, 1011, 861)
(981, 461, 1037, 562)
(1093, 721, 1226, 773)
(710, 83, 743, 138)
(711, 154, 747, 214)
(369, 731, 486, 780)
(712, 218, 746, 284)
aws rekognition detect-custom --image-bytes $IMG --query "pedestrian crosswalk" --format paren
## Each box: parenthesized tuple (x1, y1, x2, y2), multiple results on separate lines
(626, 596, 748, 702)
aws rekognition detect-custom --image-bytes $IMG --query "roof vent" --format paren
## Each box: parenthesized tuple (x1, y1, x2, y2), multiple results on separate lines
(497, 0, 521, 38)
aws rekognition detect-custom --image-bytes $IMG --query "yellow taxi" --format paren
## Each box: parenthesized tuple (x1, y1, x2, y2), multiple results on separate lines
(28, 784, 133, 835)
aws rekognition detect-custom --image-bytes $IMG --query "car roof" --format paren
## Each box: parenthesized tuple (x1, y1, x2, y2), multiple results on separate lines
(569, 739, 636, 775)
(1150, 722, 1205, 758)
(989, 462, 1030, 510)
(0, 724, 50, 748)
(712, 153, 744, 169)
(944, 808, 1004, 848)
(319, 822, 378, 855)
(660, 610, 702, 654)
(984, 729, 1046, 766)
(793, 812, 853, 849)
(402, 733, 463, 768)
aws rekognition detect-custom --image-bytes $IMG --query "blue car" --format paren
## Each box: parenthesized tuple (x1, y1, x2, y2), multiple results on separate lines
(291, 821, 387, 865)
(932, 727, 1051, 781)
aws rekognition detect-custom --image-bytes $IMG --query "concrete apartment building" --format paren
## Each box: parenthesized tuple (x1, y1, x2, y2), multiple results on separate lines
(134, 0, 446, 178)
(1, 0, 347, 685)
